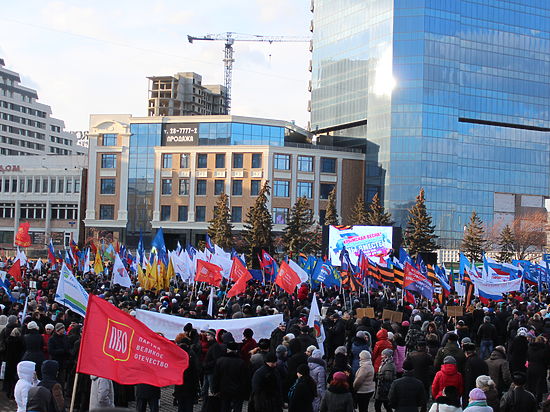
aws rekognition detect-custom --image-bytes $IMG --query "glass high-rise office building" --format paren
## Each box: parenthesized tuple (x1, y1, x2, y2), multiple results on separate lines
(311, 0, 550, 248)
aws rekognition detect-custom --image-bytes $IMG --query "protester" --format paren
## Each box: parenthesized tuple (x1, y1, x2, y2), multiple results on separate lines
(432, 356, 463, 400)
(319, 371, 354, 412)
(211, 341, 250, 412)
(4, 326, 24, 399)
(15, 360, 36, 412)
(428, 386, 462, 412)
(388, 359, 427, 412)
(475, 376, 498, 412)
(90, 375, 115, 410)
(288, 363, 317, 412)
(484, 346, 512, 395)
(354, 350, 376, 412)
(463, 388, 492, 412)
(374, 348, 396, 412)
(500, 372, 537, 412)
(308, 348, 326, 412)
(462, 343, 489, 406)
(250, 352, 283, 412)
(525, 335, 550, 404)
(373, 329, 393, 372)
(477, 316, 497, 360)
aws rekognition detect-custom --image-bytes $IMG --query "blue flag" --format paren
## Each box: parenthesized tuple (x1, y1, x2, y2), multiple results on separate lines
(152, 227, 168, 265)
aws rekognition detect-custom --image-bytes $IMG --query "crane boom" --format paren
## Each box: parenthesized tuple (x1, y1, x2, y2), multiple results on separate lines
(187, 32, 310, 113)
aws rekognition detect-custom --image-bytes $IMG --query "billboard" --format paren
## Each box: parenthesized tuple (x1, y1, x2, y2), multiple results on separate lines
(161, 123, 199, 146)
(329, 225, 392, 266)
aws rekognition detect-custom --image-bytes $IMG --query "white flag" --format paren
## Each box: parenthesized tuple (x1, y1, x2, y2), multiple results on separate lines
(83, 249, 90, 274)
(172, 253, 191, 283)
(33, 259, 43, 272)
(21, 296, 29, 323)
(307, 293, 326, 356)
(16, 248, 27, 267)
(210, 253, 233, 279)
(207, 286, 215, 317)
(289, 260, 309, 283)
(112, 253, 132, 288)
(55, 263, 89, 317)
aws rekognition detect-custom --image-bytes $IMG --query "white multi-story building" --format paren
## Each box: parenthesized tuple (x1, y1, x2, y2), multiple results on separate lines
(0, 58, 87, 156)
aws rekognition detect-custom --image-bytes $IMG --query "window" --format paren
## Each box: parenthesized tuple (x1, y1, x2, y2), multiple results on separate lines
(162, 154, 172, 169)
(0, 231, 14, 244)
(274, 154, 290, 170)
(195, 206, 206, 222)
(3, 179, 8, 192)
(160, 205, 171, 221)
(252, 153, 262, 168)
(66, 179, 73, 193)
(321, 157, 336, 173)
(178, 205, 188, 221)
(51, 203, 78, 220)
(50, 178, 56, 193)
(297, 156, 313, 172)
(251, 180, 261, 196)
(161, 178, 172, 195)
(179, 179, 189, 195)
(196, 179, 207, 195)
(273, 180, 289, 197)
(231, 207, 242, 223)
(180, 153, 190, 168)
(74, 178, 80, 193)
(232, 179, 242, 196)
(42, 178, 48, 193)
(99, 205, 114, 220)
(232, 153, 243, 168)
(101, 134, 117, 146)
(297, 181, 312, 198)
(57, 179, 64, 193)
(101, 154, 116, 169)
(26, 178, 32, 193)
(197, 154, 207, 168)
(215, 153, 225, 168)
(320, 183, 335, 200)
(100, 178, 116, 195)
(214, 180, 225, 195)
(34, 178, 40, 193)
(0, 203, 14, 218)
(11, 179, 17, 193)
(273, 208, 288, 224)
(20, 203, 46, 219)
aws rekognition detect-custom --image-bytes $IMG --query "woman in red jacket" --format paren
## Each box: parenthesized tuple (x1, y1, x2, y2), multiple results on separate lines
(372, 329, 393, 372)
(432, 356, 464, 399)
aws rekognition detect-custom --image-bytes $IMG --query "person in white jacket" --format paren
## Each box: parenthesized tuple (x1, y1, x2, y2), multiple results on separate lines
(89, 375, 115, 410)
(14, 360, 36, 412)
(428, 385, 463, 412)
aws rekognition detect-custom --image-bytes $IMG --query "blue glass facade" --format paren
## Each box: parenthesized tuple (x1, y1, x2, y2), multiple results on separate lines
(199, 123, 284, 146)
(312, 0, 550, 248)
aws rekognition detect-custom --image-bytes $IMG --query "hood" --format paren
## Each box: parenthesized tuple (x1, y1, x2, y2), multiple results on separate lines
(359, 358, 373, 367)
(41, 360, 59, 382)
(441, 363, 458, 375)
(360, 351, 372, 361)
(376, 329, 388, 340)
(310, 349, 323, 360)
(0, 315, 7, 326)
(7, 315, 17, 326)
(489, 350, 505, 360)
(288, 338, 302, 355)
(17, 361, 36, 382)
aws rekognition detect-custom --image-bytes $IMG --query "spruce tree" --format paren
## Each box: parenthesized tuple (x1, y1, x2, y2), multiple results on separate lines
(403, 188, 438, 257)
(243, 181, 273, 259)
(498, 224, 515, 262)
(283, 197, 318, 256)
(366, 193, 393, 226)
(461, 211, 485, 262)
(349, 195, 369, 225)
(207, 193, 233, 249)
(324, 187, 339, 226)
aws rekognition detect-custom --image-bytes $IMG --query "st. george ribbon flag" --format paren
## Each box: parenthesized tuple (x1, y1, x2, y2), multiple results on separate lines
(77, 294, 188, 386)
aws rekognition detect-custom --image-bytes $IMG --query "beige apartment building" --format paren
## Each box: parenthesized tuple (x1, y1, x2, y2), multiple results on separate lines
(85, 114, 365, 247)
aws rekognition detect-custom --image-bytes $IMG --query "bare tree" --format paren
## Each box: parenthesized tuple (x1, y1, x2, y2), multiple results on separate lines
(510, 211, 547, 260)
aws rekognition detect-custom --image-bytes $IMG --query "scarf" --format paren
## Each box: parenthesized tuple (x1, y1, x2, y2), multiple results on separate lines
(467, 400, 488, 408)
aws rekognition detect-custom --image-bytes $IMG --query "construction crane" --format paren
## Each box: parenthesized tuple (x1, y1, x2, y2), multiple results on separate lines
(187, 32, 310, 113)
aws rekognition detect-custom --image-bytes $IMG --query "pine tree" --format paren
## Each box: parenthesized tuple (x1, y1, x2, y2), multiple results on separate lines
(323, 187, 339, 225)
(403, 188, 438, 257)
(283, 197, 319, 256)
(243, 181, 273, 260)
(498, 224, 515, 262)
(207, 193, 233, 249)
(461, 211, 485, 262)
(366, 193, 393, 226)
(349, 195, 369, 225)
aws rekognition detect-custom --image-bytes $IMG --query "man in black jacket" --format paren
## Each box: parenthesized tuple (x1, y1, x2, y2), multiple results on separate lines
(462, 343, 489, 406)
(48, 323, 70, 386)
(500, 372, 537, 412)
(477, 316, 497, 360)
(212, 341, 250, 412)
(405, 341, 434, 397)
(388, 359, 427, 412)
(201, 329, 225, 412)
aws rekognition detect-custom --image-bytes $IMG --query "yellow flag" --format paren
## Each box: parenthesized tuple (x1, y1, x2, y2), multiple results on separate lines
(150, 256, 158, 290)
(137, 263, 145, 287)
(166, 257, 175, 290)
(93, 249, 104, 274)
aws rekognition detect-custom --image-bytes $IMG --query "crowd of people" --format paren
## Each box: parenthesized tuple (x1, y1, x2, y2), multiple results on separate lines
(1, 260, 550, 412)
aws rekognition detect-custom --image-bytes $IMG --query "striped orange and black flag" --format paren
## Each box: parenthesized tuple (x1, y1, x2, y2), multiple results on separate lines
(427, 265, 438, 285)
(393, 264, 404, 287)
(462, 271, 474, 308)
(341, 270, 363, 292)
(378, 264, 394, 285)
(367, 259, 381, 281)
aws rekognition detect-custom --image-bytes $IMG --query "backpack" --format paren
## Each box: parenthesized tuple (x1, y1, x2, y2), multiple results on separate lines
(405, 327, 424, 350)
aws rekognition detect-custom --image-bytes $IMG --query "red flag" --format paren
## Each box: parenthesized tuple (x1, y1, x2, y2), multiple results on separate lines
(230, 257, 250, 282)
(227, 268, 252, 298)
(275, 261, 300, 294)
(195, 260, 222, 286)
(15, 222, 31, 248)
(77, 294, 188, 386)
(404, 290, 416, 305)
(8, 259, 22, 283)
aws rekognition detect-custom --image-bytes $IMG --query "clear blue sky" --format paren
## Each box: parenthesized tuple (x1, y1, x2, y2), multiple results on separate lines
(0, 0, 312, 131)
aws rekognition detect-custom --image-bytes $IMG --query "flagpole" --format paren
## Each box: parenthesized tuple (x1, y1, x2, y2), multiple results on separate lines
(69, 373, 79, 412)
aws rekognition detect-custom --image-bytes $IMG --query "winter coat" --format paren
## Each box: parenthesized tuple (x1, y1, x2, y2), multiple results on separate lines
(477, 323, 497, 343)
(22, 331, 45, 368)
(26, 386, 52, 412)
(173, 347, 200, 401)
(89, 376, 115, 410)
(351, 338, 370, 373)
(5, 334, 24, 391)
(375, 358, 396, 401)
(484, 387, 499, 412)
(435, 343, 466, 373)
(373, 329, 393, 372)
(485, 349, 512, 394)
(319, 384, 354, 412)
(500, 386, 537, 412)
(463, 400, 493, 412)
(407, 349, 435, 389)
(308, 353, 326, 411)
(354, 356, 375, 394)
(388, 371, 427, 412)
(428, 395, 463, 412)
(405, 323, 425, 351)
(508, 336, 528, 373)
(47, 334, 69, 370)
(432, 364, 463, 399)
(251, 364, 283, 412)
(394, 345, 407, 374)
(526, 341, 550, 398)
(240, 337, 257, 364)
(203, 341, 225, 374)
(270, 327, 286, 353)
(327, 353, 352, 386)
(463, 355, 489, 396)
(15, 361, 36, 412)
(288, 376, 316, 412)
(211, 352, 250, 400)
(37, 360, 65, 412)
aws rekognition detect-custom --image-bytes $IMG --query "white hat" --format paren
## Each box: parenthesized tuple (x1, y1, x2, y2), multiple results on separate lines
(27, 321, 39, 330)
(414, 315, 422, 322)
(45, 324, 54, 331)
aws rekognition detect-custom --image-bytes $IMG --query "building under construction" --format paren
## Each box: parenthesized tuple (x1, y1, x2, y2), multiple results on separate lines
(147, 72, 228, 117)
